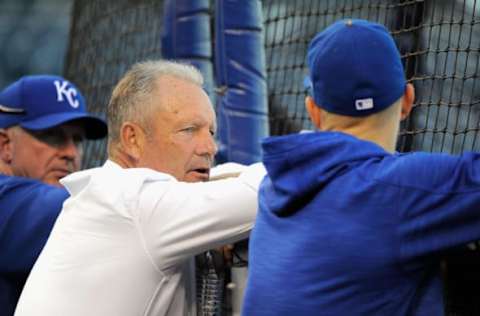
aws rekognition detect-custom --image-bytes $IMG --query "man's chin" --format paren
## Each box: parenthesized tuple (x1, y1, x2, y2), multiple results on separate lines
(44, 171, 70, 187)
(44, 178, 63, 187)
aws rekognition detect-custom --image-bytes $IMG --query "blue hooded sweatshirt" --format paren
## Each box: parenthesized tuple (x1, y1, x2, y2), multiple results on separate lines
(243, 131, 480, 316)
(0, 175, 68, 316)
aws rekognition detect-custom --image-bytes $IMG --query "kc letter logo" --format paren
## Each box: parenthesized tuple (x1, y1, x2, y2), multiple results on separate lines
(54, 80, 80, 109)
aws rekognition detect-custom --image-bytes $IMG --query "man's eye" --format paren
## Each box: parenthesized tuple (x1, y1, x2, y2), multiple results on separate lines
(210, 130, 216, 136)
(27, 129, 85, 148)
(181, 127, 196, 133)
(73, 135, 85, 146)
(32, 131, 65, 146)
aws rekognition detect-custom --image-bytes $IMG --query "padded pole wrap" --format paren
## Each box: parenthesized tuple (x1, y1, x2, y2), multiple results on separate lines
(215, 0, 269, 164)
(161, 0, 214, 97)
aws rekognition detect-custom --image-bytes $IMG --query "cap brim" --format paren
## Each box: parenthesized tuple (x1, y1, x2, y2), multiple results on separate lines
(20, 112, 108, 140)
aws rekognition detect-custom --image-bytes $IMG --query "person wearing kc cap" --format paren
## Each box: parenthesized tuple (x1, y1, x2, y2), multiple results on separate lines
(0, 75, 107, 316)
(243, 19, 480, 315)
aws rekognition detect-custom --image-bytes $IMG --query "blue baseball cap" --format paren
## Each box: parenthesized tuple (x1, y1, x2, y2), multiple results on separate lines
(306, 19, 406, 117)
(0, 75, 107, 139)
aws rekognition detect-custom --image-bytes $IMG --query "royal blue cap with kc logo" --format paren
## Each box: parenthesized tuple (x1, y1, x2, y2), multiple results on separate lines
(0, 75, 107, 139)
(306, 19, 406, 117)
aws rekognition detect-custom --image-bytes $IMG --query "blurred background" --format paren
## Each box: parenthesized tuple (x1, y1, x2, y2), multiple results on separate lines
(0, 0, 73, 88)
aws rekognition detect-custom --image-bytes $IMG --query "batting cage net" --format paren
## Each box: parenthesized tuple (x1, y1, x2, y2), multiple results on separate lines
(264, 0, 480, 156)
(65, 0, 165, 168)
(65, 0, 479, 315)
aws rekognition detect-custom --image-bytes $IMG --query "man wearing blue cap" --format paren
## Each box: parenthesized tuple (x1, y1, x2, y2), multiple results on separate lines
(0, 75, 107, 316)
(243, 19, 480, 315)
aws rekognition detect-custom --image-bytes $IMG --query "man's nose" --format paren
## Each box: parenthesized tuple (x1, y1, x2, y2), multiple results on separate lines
(199, 132, 218, 158)
(59, 137, 82, 161)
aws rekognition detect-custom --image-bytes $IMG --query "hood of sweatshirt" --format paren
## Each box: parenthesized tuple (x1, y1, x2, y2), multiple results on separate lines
(261, 131, 390, 216)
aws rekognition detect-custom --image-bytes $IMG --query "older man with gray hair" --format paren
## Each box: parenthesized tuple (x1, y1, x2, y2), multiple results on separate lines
(15, 60, 265, 316)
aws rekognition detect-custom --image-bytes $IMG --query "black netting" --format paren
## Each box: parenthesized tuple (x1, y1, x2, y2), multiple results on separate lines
(65, 0, 164, 169)
(263, 0, 480, 157)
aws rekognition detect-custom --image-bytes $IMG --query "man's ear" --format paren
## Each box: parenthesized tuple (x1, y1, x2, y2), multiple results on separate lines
(0, 128, 13, 164)
(401, 83, 415, 121)
(119, 122, 146, 162)
(305, 96, 322, 129)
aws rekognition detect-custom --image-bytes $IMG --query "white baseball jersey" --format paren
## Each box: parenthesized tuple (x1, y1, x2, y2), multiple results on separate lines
(15, 160, 265, 316)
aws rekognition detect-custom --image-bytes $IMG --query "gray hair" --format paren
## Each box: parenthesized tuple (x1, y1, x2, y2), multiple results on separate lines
(106, 60, 204, 145)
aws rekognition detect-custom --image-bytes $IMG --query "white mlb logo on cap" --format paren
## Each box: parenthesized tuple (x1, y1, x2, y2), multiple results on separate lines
(355, 98, 374, 111)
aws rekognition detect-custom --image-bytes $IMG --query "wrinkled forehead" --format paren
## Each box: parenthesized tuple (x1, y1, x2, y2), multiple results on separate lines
(153, 76, 216, 126)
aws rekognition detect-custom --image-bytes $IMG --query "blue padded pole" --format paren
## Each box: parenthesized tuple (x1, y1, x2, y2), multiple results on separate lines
(215, 0, 269, 164)
(161, 0, 214, 98)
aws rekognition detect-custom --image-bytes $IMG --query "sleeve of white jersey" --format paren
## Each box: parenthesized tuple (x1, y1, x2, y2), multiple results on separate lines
(137, 162, 265, 272)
